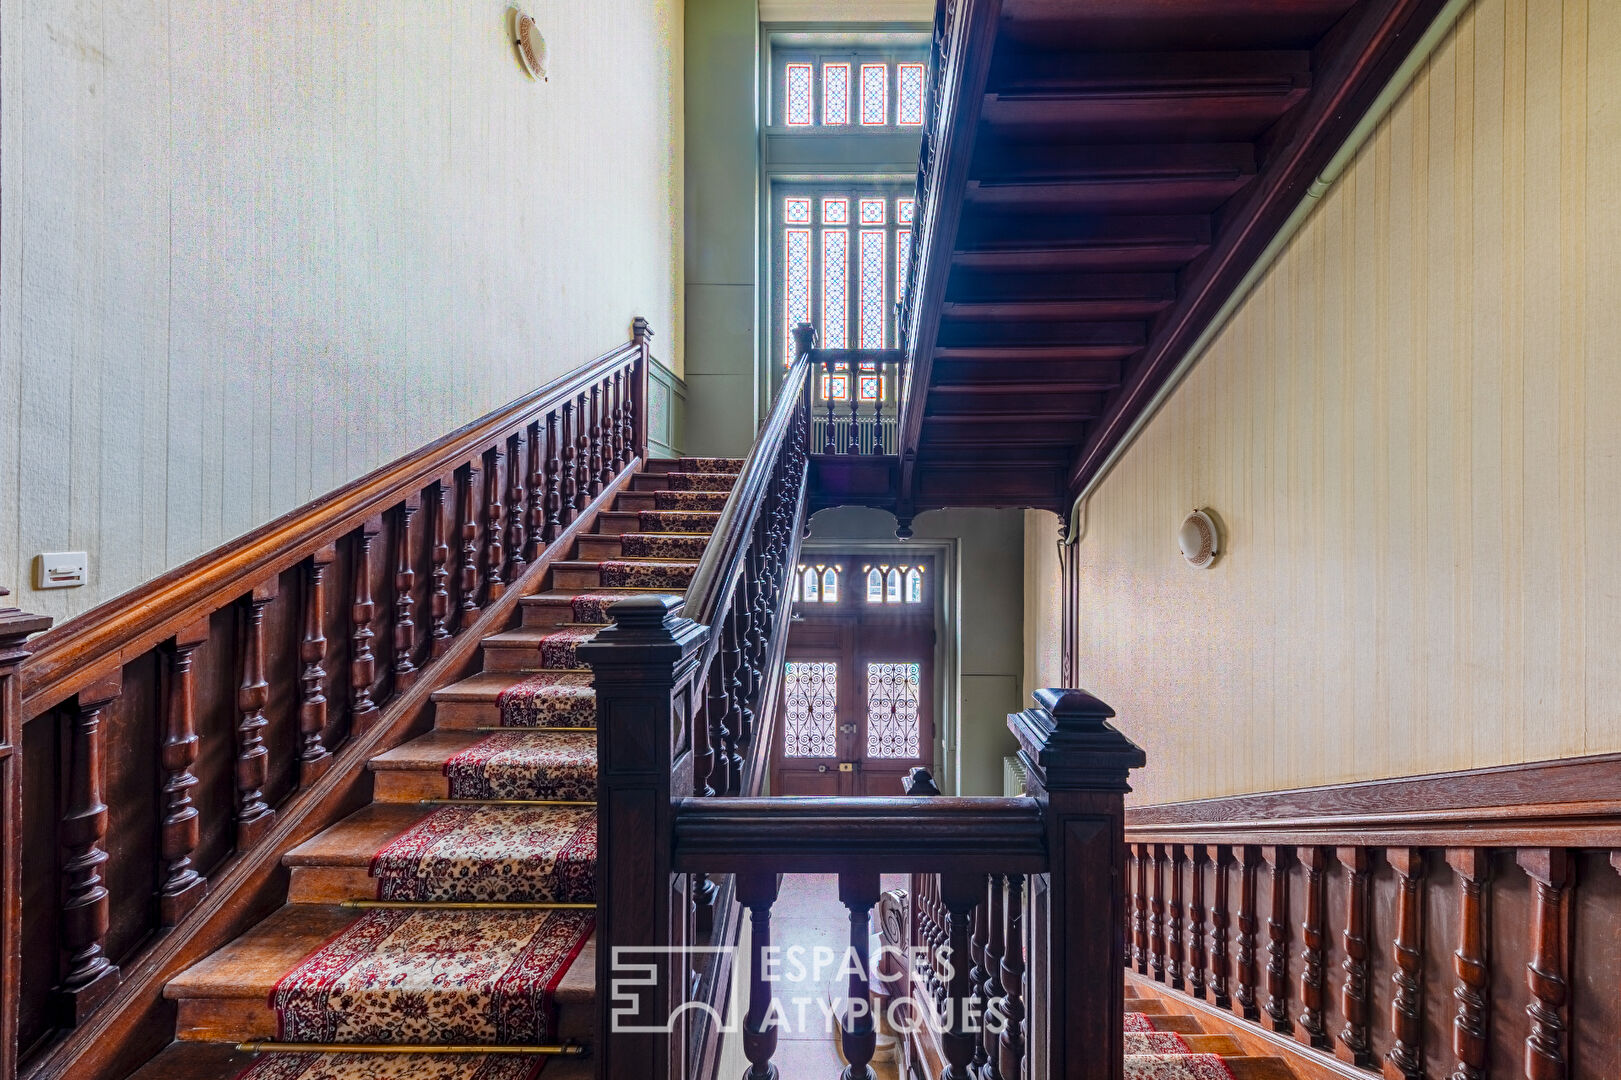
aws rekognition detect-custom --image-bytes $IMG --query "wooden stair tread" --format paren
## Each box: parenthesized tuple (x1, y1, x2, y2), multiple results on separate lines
(371, 729, 510, 769)
(433, 671, 543, 702)
(284, 803, 432, 868)
(1177, 1035, 1243, 1054)
(129, 1042, 595, 1080)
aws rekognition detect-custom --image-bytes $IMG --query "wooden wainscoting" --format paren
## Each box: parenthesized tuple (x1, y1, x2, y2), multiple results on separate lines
(2, 323, 656, 1080)
(1123, 754, 1621, 1080)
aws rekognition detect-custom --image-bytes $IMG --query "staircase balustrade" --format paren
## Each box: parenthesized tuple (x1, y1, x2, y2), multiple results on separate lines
(0, 323, 657, 1078)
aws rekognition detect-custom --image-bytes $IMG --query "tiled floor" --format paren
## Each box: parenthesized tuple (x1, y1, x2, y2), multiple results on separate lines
(768, 874, 905, 1080)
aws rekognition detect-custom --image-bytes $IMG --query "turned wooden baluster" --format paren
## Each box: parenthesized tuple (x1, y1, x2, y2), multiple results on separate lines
(456, 465, 481, 623)
(1386, 847, 1426, 1080)
(999, 873, 1026, 1080)
(542, 412, 563, 544)
(940, 873, 981, 1080)
(483, 446, 506, 603)
(429, 480, 453, 658)
(1338, 845, 1374, 1067)
(700, 655, 729, 799)
(1235, 844, 1261, 1021)
(506, 430, 528, 580)
(1263, 845, 1293, 1032)
(611, 368, 627, 470)
(619, 361, 636, 467)
(1189, 846, 1208, 1000)
(392, 497, 420, 691)
(58, 672, 124, 1023)
(1134, 841, 1150, 974)
(723, 594, 747, 791)
(738, 872, 781, 1080)
(236, 581, 278, 849)
(1518, 848, 1570, 1080)
(841, 872, 882, 1080)
(1149, 844, 1167, 982)
(299, 546, 336, 786)
(1447, 848, 1490, 1080)
(1297, 846, 1329, 1048)
(525, 421, 546, 563)
(560, 399, 579, 524)
(1168, 845, 1186, 991)
(160, 620, 210, 925)
(1122, 845, 1135, 969)
(575, 393, 592, 507)
(969, 880, 990, 1076)
(351, 518, 382, 731)
(823, 364, 838, 452)
(588, 383, 605, 499)
(1211, 844, 1233, 1009)
(982, 872, 1007, 1080)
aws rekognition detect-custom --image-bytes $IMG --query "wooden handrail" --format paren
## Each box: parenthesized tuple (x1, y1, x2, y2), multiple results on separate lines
(20, 333, 647, 720)
(671, 796, 1047, 874)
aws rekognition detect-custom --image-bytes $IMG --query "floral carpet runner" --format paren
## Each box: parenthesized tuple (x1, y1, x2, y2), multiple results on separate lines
(371, 805, 596, 903)
(444, 730, 598, 802)
(1123, 1054, 1235, 1080)
(495, 671, 598, 729)
(1124, 1032, 1193, 1054)
(1124, 1011, 1155, 1032)
(236, 1052, 547, 1080)
(271, 908, 593, 1045)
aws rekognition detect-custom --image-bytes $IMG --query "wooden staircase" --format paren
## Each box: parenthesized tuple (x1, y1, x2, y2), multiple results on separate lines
(1118, 996, 1292, 1080)
(125, 458, 742, 1080)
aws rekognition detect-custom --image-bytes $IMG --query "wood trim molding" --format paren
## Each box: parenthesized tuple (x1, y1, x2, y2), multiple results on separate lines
(21, 468, 637, 1080)
(20, 338, 641, 721)
(1125, 753, 1621, 847)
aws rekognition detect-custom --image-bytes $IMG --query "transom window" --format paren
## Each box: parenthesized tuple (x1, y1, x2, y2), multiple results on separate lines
(864, 563, 925, 604)
(794, 563, 843, 603)
(778, 53, 927, 129)
(778, 188, 914, 365)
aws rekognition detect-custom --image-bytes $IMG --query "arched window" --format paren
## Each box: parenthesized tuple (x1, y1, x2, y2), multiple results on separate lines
(821, 566, 839, 602)
(800, 565, 819, 602)
(796, 563, 841, 604)
(885, 567, 901, 602)
(905, 567, 923, 603)
(866, 567, 883, 602)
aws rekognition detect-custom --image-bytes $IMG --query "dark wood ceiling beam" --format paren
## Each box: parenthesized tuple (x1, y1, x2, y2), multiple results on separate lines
(936, 318, 1146, 350)
(1065, 0, 1454, 494)
(952, 212, 1212, 271)
(931, 380, 1122, 396)
(925, 394, 1106, 419)
(932, 359, 1124, 389)
(946, 269, 1177, 302)
(933, 344, 1144, 363)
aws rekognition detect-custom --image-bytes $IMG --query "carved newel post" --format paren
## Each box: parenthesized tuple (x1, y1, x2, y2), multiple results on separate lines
(1, 595, 51, 1073)
(576, 595, 705, 1080)
(1008, 687, 1145, 1080)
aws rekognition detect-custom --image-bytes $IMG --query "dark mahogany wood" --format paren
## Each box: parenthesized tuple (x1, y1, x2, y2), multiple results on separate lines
(233, 582, 277, 851)
(1446, 847, 1489, 1080)
(1295, 845, 1329, 1049)
(1167, 845, 1186, 991)
(588, 384, 605, 500)
(1235, 844, 1261, 1021)
(56, 671, 124, 1025)
(1337, 845, 1374, 1067)
(998, 872, 1026, 1080)
(428, 480, 453, 659)
(840, 871, 882, 1080)
(390, 497, 419, 692)
(575, 393, 593, 512)
(1262, 845, 1292, 1033)
(505, 430, 528, 581)
(1134, 841, 1150, 974)
(543, 412, 563, 543)
(482, 446, 505, 604)
(349, 518, 382, 731)
(159, 619, 210, 926)
(940, 872, 980, 1080)
(1188, 846, 1208, 1000)
(1518, 848, 1570, 1080)
(524, 422, 545, 564)
(1384, 847, 1425, 1080)
(982, 871, 1007, 1080)
(560, 398, 579, 526)
(1150, 843, 1166, 982)
(737, 871, 780, 1080)
(297, 547, 335, 787)
(456, 464, 480, 622)
(1210, 844, 1233, 1009)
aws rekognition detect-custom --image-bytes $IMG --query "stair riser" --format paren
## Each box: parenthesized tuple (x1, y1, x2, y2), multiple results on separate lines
(482, 641, 579, 673)
(430, 698, 501, 729)
(520, 601, 580, 629)
(287, 865, 376, 904)
(594, 511, 643, 536)
(372, 770, 453, 802)
(612, 491, 656, 512)
(552, 567, 604, 591)
(574, 535, 628, 560)
(629, 474, 736, 493)
(173, 996, 594, 1044)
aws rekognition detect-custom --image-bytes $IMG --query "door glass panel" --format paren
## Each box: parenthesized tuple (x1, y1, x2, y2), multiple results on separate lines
(784, 661, 838, 757)
(866, 662, 920, 758)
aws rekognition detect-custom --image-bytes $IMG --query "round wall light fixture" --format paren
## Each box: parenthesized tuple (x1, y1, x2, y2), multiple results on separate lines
(1177, 509, 1219, 569)
(512, 8, 548, 81)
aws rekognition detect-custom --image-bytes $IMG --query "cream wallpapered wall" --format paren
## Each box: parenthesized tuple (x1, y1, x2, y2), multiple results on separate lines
(1022, 509, 1063, 705)
(759, 1, 932, 21)
(0, 0, 683, 620)
(1029, 0, 1621, 805)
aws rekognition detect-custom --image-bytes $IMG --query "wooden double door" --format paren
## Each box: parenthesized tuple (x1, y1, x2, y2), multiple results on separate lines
(771, 553, 936, 796)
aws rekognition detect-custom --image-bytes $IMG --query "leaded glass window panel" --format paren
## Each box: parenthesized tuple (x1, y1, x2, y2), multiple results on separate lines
(821, 567, 839, 602)
(786, 64, 813, 126)
(823, 63, 850, 125)
(785, 198, 812, 225)
(860, 63, 888, 125)
(886, 568, 902, 602)
(785, 227, 811, 364)
(784, 662, 838, 757)
(867, 568, 883, 602)
(860, 198, 886, 225)
(798, 566, 819, 602)
(866, 662, 921, 758)
(822, 197, 848, 225)
(821, 228, 848, 348)
(898, 63, 926, 125)
(859, 229, 886, 348)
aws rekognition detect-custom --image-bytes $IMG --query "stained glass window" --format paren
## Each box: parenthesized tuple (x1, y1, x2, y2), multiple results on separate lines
(786, 64, 814, 126)
(822, 228, 848, 348)
(866, 567, 883, 602)
(897, 63, 926, 125)
(821, 365, 850, 400)
(822, 197, 848, 225)
(905, 567, 923, 603)
(897, 229, 913, 307)
(785, 228, 811, 364)
(796, 564, 841, 602)
(897, 198, 914, 225)
(821, 567, 839, 602)
(784, 661, 838, 757)
(862, 564, 926, 604)
(866, 662, 921, 758)
(823, 63, 850, 125)
(859, 230, 886, 348)
(860, 199, 886, 225)
(860, 63, 888, 125)
(785, 197, 812, 225)
(886, 568, 902, 602)
(858, 370, 882, 402)
(797, 566, 819, 602)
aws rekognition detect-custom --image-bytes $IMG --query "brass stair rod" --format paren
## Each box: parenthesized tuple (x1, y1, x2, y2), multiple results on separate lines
(236, 1042, 586, 1056)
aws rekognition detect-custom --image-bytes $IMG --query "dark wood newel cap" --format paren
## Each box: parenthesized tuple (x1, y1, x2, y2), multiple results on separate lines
(1009, 686, 1146, 793)
(631, 316, 654, 345)
(0, 587, 53, 657)
(576, 595, 707, 671)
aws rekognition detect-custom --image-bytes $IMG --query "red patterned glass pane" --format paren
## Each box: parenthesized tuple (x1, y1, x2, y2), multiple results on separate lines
(822, 228, 848, 347)
(866, 662, 921, 758)
(823, 63, 850, 125)
(858, 373, 881, 402)
(784, 661, 838, 757)
(897, 197, 915, 225)
(785, 197, 811, 224)
(822, 197, 848, 224)
(785, 228, 811, 365)
(786, 64, 813, 126)
(898, 63, 926, 125)
(859, 229, 886, 348)
(897, 229, 912, 307)
(861, 63, 888, 125)
(860, 198, 886, 225)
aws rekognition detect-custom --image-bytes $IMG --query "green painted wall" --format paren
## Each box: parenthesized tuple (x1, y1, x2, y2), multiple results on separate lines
(683, 0, 761, 457)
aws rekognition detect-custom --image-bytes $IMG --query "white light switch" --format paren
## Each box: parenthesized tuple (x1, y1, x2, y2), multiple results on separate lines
(36, 551, 88, 589)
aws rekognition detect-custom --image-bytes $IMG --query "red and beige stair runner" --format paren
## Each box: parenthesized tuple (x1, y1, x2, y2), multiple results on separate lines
(371, 804, 596, 903)
(1123, 1054, 1235, 1080)
(236, 1052, 547, 1080)
(270, 908, 593, 1045)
